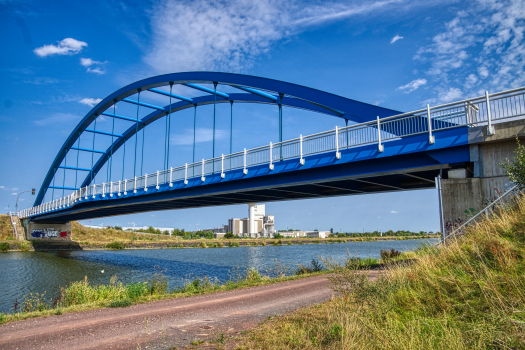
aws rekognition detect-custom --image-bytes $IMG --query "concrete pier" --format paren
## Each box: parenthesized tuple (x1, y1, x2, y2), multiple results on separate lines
(441, 119, 524, 234)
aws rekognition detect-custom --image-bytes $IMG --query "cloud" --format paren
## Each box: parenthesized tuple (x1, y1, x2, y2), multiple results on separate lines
(11, 193, 17, 195)
(80, 98, 102, 107)
(23, 77, 61, 85)
(390, 210, 398, 213)
(397, 78, 427, 93)
(34, 113, 80, 126)
(34, 38, 87, 57)
(415, 0, 525, 98)
(145, 0, 408, 73)
(80, 58, 107, 74)
(390, 35, 403, 43)
(171, 128, 227, 145)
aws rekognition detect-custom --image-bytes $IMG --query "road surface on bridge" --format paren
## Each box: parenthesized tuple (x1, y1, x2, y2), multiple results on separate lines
(0, 273, 379, 349)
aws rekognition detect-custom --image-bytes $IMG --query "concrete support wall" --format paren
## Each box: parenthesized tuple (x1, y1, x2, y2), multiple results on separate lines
(441, 120, 522, 234)
(26, 221, 71, 241)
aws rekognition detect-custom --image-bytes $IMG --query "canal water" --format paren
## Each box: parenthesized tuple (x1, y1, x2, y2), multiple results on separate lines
(0, 238, 438, 313)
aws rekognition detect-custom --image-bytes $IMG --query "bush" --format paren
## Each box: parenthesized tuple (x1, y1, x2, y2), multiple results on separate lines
(109, 299, 132, 308)
(0, 242, 10, 252)
(105, 241, 125, 250)
(18, 242, 30, 252)
(380, 248, 402, 260)
(273, 233, 284, 239)
(502, 136, 525, 190)
(224, 232, 234, 239)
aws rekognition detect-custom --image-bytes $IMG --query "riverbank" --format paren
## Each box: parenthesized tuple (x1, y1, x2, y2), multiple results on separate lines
(233, 196, 525, 349)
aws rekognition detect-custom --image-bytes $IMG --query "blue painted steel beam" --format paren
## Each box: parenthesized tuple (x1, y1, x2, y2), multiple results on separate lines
(48, 186, 78, 191)
(122, 98, 164, 111)
(59, 166, 92, 171)
(101, 112, 143, 123)
(85, 129, 123, 138)
(183, 83, 229, 99)
(70, 147, 106, 154)
(231, 85, 277, 101)
(34, 72, 404, 206)
(148, 88, 193, 103)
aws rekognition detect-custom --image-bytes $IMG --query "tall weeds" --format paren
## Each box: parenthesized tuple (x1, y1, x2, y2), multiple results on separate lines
(240, 195, 525, 349)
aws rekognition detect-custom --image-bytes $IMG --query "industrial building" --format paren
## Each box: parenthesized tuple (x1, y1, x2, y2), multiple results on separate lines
(228, 204, 275, 238)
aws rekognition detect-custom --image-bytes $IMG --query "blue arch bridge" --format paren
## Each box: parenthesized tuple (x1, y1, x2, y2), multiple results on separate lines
(17, 72, 525, 238)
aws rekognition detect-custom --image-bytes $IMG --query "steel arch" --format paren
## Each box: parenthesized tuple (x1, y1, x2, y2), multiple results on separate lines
(35, 72, 402, 206)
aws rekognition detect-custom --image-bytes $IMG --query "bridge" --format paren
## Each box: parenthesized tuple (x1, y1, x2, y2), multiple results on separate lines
(16, 72, 525, 239)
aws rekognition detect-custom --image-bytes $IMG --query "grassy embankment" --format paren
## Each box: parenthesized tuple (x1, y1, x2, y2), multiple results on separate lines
(236, 196, 525, 349)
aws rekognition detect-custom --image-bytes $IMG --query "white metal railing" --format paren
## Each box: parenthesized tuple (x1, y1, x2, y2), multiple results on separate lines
(19, 86, 525, 218)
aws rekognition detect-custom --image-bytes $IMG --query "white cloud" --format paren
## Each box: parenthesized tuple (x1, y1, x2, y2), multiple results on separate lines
(145, 0, 408, 73)
(34, 113, 80, 126)
(390, 210, 398, 213)
(390, 35, 403, 43)
(171, 128, 227, 145)
(397, 78, 427, 93)
(12, 187, 18, 191)
(34, 38, 87, 57)
(415, 0, 525, 98)
(81, 58, 107, 74)
(79, 98, 102, 107)
(11, 193, 17, 195)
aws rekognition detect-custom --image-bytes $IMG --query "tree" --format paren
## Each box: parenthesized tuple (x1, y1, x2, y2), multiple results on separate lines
(224, 232, 234, 239)
(502, 137, 525, 190)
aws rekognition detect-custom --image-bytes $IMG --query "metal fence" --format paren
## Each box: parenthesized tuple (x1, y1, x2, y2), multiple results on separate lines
(20, 86, 525, 218)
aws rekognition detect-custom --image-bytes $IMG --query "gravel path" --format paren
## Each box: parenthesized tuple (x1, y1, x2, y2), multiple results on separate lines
(0, 274, 368, 350)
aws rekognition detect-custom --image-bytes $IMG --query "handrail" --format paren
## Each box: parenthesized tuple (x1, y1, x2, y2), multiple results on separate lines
(19, 85, 525, 219)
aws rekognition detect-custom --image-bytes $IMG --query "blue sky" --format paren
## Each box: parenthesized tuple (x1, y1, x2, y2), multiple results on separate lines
(1, 0, 524, 232)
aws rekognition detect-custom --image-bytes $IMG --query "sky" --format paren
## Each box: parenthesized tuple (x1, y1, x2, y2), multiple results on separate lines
(1, 0, 525, 232)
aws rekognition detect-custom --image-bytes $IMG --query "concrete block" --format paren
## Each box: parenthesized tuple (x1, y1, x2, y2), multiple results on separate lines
(448, 169, 469, 179)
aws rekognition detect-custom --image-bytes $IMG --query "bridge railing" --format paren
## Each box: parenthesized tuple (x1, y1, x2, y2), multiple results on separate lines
(20, 86, 525, 219)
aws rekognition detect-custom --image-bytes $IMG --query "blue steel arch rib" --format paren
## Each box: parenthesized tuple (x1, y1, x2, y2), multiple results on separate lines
(35, 72, 402, 206)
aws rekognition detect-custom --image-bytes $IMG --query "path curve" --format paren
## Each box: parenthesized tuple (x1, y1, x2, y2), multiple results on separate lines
(0, 274, 377, 349)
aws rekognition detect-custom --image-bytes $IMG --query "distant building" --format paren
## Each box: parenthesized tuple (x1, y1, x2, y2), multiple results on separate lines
(279, 231, 329, 239)
(228, 204, 276, 238)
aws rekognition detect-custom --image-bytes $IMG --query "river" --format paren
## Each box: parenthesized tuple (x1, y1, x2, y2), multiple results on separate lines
(0, 238, 438, 313)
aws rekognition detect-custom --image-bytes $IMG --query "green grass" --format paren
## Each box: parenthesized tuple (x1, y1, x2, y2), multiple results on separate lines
(239, 195, 525, 349)
(0, 242, 10, 252)
(105, 241, 125, 250)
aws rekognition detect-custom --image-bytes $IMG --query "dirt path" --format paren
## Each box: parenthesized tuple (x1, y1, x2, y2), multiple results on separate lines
(0, 273, 377, 350)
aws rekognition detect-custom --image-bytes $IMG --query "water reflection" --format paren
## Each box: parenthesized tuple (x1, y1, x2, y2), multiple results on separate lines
(0, 238, 438, 313)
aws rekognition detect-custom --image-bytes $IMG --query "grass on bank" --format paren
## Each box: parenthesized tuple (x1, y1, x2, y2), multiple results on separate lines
(0, 259, 331, 325)
(237, 195, 525, 350)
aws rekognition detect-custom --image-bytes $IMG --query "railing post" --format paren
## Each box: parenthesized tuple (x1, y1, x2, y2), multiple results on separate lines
(144, 173, 148, 192)
(221, 154, 225, 178)
(485, 91, 495, 135)
(377, 116, 384, 153)
(169, 167, 173, 187)
(92, 184, 96, 198)
(118, 180, 121, 196)
(243, 148, 248, 175)
(184, 163, 188, 185)
(335, 126, 341, 159)
(124, 179, 127, 195)
(102, 182, 105, 198)
(156, 170, 160, 189)
(269, 142, 274, 170)
(134, 176, 137, 193)
(299, 135, 305, 165)
(427, 104, 435, 145)
(201, 159, 206, 182)
(110, 181, 114, 197)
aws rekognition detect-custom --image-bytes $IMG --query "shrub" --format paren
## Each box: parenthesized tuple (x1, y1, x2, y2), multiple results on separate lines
(224, 232, 234, 239)
(501, 136, 525, 190)
(274, 233, 284, 239)
(217, 242, 224, 248)
(380, 248, 402, 260)
(18, 242, 30, 252)
(0, 242, 10, 252)
(109, 299, 132, 308)
(105, 241, 125, 250)
(200, 242, 207, 248)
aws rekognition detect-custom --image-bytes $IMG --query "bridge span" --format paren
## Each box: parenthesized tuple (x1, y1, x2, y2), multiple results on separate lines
(16, 72, 525, 239)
